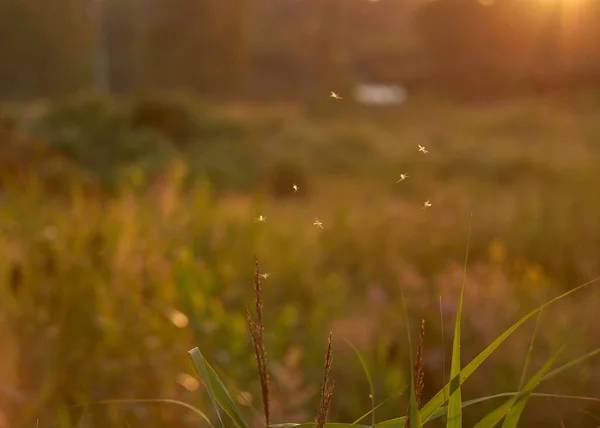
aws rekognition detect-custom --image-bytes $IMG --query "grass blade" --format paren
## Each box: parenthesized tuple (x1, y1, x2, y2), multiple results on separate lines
(270, 424, 370, 428)
(374, 344, 600, 428)
(189, 347, 249, 428)
(352, 391, 408, 426)
(543, 346, 600, 381)
(374, 389, 600, 428)
(73, 398, 215, 427)
(416, 275, 600, 425)
(346, 339, 376, 427)
(447, 218, 472, 428)
(474, 344, 565, 428)
(439, 296, 447, 408)
(517, 309, 543, 391)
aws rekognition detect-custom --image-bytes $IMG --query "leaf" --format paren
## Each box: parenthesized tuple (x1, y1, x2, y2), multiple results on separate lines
(447, 220, 472, 428)
(189, 347, 249, 428)
(346, 339, 376, 427)
(416, 275, 600, 425)
(474, 345, 565, 428)
(270, 424, 370, 428)
(352, 393, 407, 426)
(374, 390, 600, 428)
(73, 398, 215, 427)
(517, 309, 544, 391)
(543, 347, 600, 381)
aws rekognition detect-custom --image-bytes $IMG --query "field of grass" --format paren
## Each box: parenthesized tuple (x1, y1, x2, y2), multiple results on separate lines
(1, 93, 600, 428)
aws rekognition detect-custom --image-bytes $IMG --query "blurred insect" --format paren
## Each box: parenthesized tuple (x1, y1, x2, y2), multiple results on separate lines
(422, 200, 432, 211)
(330, 91, 342, 100)
(259, 273, 270, 279)
(254, 215, 266, 223)
(396, 173, 409, 183)
(418, 144, 429, 154)
(313, 217, 324, 229)
(293, 184, 299, 193)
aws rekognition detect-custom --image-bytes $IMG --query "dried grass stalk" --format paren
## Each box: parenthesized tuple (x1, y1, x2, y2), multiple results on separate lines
(247, 255, 271, 427)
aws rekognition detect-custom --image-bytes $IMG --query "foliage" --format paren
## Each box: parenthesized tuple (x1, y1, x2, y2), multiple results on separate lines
(2, 95, 600, 427)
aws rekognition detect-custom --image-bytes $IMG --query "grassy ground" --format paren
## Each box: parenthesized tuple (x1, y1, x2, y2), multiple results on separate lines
(1, 93, 600, 428)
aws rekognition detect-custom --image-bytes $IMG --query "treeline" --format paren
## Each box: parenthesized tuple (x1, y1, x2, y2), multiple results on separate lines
(2, 0, 600, 100)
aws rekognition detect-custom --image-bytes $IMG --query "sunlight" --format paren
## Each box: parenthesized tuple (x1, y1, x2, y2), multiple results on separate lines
(533, 0, 590, 7)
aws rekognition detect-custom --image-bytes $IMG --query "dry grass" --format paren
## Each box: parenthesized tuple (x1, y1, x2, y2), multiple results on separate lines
(315, 330, 335, 428)
(247, 255, 337, 428)
(405, 319, 426, 427)
(246, 256, 271, 427)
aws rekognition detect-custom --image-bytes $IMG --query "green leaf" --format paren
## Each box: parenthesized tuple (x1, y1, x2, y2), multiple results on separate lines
(474, 345, 565, 428)
(447, 221, 472, 428)
(439, 296, 447, 423)
(73, 398, 215, 427)
(374, 390, 600, 428)
(346, 340, 376, 427)
(499, 308, 545, 428)
(189, 347, 249, 428)
(416, 275, 600, 425)
(517, 309, 543, 391)
(353, 393, 407, 426)
(270, 424, 370, 428)
(543, 347, 600, 381)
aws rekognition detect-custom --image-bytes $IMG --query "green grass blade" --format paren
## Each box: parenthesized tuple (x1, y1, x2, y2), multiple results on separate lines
(73, 398, 215, 427)
(270, 423, 371, 428)
(517, 309, 543, 391)
(346, 339, 376, 427)
(190, 348, 226, 428)
(374, 389, 600, 428)
(352, 391, 407, 426)
(417, 275, 600, 425)
(446, 219, 472, 428)
(474, 344, 565, 428)
(399, 288, 423, 428)
(189, 347, 249, 428)
(439, 296, 447, 406)
(542, 346, 600, 381)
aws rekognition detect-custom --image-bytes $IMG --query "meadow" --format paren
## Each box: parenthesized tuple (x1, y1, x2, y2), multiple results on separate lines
(1, 92, 600, 428)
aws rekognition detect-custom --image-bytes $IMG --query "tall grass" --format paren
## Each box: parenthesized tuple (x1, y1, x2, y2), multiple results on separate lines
(2, 95, 600, 427)
(189, 256, 600, 428)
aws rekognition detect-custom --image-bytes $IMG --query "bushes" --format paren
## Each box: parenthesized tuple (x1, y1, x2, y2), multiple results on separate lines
(12, 93, 258, 192)
(1, 174, 599, 428)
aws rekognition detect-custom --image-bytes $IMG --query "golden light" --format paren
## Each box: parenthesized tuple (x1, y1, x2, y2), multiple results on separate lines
(531, 0, 591, 7)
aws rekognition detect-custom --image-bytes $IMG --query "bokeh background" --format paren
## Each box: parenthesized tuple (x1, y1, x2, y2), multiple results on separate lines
(1, 0, 600, 427)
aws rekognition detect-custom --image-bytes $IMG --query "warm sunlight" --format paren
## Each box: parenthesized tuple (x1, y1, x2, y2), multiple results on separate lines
(5, 0, 600, 426)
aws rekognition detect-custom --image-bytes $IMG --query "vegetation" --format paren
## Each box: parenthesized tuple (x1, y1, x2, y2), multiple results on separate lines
(1, 93, 600, 427)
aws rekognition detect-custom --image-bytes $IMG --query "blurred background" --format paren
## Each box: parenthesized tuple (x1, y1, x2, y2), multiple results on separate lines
(1, 0, 600, 427)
